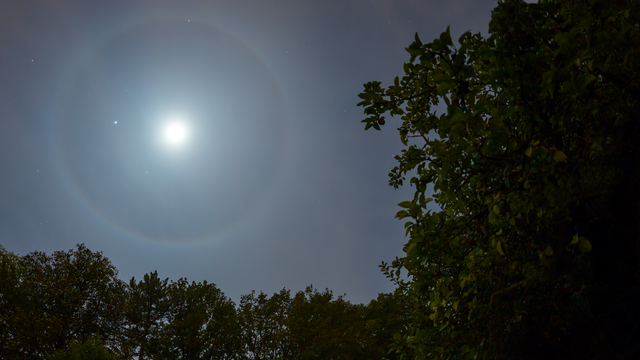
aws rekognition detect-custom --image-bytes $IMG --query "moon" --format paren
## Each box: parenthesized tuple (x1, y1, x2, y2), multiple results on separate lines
(165, 122, 187, 144)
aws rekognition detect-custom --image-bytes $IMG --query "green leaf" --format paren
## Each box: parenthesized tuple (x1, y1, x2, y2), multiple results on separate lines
(431, 38, 444, 51)
(398, 201, 415, 209)
(582, 74, 596, 87)
(450, 113, 466, 126)
(440, 26, 453, 46)
(525, 147, 532, 157)
(437, 82, 451, 95)
(578, 238, 592, 253)
(458, 30, 471, 44)
(414, 32, 422, 45)
(591, 142, 604, 153)
(553, 150, 567, 163)
(571, 234, 580, 245)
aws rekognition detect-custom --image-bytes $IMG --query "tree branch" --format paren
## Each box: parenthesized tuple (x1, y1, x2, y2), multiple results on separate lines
(489, 280, 526, 307)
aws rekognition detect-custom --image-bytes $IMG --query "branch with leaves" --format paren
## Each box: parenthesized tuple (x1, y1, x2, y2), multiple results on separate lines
(359, 0, 640, 358)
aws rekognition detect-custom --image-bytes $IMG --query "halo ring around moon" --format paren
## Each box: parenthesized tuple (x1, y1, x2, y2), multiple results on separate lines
(52, 17, 291, 244)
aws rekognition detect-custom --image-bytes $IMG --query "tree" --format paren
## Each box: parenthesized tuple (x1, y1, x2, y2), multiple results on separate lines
(0, 244, 125, 359)
(361, 292, 411, 360)
(285, 286, 366, 360)
(2, 242, 411, 359)
(238, 289, 291, 360)
(121, 271, 170, 360)
(358, 0, 640, 358)
(45, 337, 119, 360)
(236, 286, 406, 360)
(0, 245, 24, 360)
(156, 278, 240, 360)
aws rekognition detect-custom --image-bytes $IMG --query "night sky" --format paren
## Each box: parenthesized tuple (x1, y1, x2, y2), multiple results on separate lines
(1, 0, 498, 304)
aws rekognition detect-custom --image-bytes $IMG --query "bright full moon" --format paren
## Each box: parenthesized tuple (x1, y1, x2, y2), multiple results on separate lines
(165, 122, 187, 144)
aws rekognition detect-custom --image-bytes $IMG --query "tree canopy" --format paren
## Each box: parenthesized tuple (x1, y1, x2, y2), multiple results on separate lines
(0, 243, 407, 360)
(358, 0, 640, 358)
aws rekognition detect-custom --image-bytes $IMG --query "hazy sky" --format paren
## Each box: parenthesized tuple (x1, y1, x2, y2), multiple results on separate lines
(1, 0, 497, 304)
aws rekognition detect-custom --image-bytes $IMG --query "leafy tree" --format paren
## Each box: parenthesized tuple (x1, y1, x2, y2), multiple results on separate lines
(361, 292, 411, 360)
(238, 289, 291, 360)
(121, 271, 170, 359)
(0, 244, 125, 359)
(358, 0, 640, 358)
(157, 278, 240, 360)
(285, 286, 366, 360)
(237, 287, 407, 360)
(0, 245, 24, 360)
(2, 242, 411, 360)
(45, 337, 119, 360)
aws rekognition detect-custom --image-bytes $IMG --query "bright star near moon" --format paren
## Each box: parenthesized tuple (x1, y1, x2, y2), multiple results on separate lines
(165, 122, 187, 144)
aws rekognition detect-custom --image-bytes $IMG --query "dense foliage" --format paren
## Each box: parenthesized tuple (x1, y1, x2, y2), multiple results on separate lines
(358, 0, 640, 358)
(0, 244, 407, 360)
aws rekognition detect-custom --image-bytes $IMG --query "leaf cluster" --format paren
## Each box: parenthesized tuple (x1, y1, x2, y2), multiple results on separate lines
(358, 0, 640, 358)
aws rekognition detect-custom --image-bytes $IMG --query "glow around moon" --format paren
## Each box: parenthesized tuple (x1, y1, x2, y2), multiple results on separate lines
(164, 122, 188, 144)
(55, 19, 289, 243)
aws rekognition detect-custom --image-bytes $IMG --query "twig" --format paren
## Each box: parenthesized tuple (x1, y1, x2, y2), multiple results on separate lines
(489, 280, 526, 307)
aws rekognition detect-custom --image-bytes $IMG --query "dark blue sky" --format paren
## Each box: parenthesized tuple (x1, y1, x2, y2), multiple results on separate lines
(0, 0, 497, 304)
